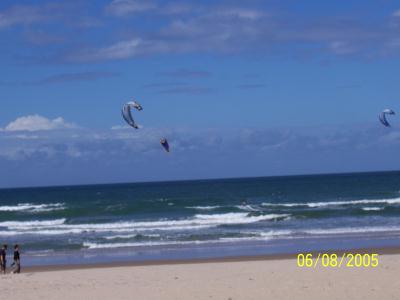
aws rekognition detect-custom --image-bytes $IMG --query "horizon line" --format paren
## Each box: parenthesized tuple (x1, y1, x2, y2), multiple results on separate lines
(2, 168, 400, 191)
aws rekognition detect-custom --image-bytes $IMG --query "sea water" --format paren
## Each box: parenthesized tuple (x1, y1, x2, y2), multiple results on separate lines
(1, 171, 400, 266)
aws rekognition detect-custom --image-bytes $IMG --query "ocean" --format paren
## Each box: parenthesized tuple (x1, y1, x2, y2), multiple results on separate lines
(1, 171, 400, 266)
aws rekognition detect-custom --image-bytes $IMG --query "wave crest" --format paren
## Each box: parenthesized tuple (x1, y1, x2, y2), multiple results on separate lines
(262, 197, 400, 208)
(0, 203, 65, 213)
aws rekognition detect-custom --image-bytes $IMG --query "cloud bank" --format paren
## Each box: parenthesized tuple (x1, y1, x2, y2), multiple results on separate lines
(1, 115, 400, 187)
(1, 115, 75, 132)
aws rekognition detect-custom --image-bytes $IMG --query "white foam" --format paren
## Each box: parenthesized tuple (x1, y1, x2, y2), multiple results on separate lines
(0, 203, 65, 213)
(193, 213, 290, 224)
(0, 229, 84, 236)
(235, 205, 260, 212)
(83, 240, 206, 249)
(243, 230, 294, 238)
(303, 226, 400, 235)
(262, 197, 400, 208)
(186, 206, 221, 210)
(83, 236, 270, 250)
(104, 234, 139, 240)
(0, 213, 289, 236)
(219, 230, 293, 243)
(0, 219, 66, 228)
(361, 207, 384, 211)
(84, 230, 295, 250)
(0, 224, 213, 236)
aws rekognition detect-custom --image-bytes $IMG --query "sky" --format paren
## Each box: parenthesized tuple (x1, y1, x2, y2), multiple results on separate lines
(1, 0, 400, 188)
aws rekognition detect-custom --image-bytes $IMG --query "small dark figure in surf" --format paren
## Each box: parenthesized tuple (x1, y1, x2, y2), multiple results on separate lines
(0, 244, 7, 274)
(11, 244, 20, 274)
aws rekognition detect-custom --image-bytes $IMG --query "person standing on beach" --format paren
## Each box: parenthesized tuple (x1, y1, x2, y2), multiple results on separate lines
(0, 244, 7, 274)
(12, 245, 20, 274)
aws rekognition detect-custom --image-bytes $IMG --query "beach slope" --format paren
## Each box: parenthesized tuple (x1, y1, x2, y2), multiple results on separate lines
(1, 254, 399, 300)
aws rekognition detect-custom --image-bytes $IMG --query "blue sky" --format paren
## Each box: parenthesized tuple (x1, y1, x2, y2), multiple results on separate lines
(1, 0, 400, 187)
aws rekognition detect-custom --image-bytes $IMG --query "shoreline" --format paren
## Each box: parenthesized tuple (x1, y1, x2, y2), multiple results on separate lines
(22, 245, 400, 273)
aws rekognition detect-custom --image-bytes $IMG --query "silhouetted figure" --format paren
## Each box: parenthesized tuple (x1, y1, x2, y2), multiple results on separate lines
(0, 244, 7, 274)
(11, 244, 20, 274)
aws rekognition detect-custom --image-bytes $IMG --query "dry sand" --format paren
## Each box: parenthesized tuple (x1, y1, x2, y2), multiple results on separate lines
(1, 253, 399, 300)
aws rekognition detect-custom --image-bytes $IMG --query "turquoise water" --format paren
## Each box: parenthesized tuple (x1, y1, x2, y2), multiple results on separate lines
(1, 171, 400, 265)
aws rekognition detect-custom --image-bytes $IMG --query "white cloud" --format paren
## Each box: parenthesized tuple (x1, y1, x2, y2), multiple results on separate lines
(13, 134, 40, 139)
(0, 5, 46, 28)
(90, 39, 142, 60)
(329, 41, 357, 55)
(2, 115, 75, 132)
(217, 8, 266, 20)
(111, 125, 130, 130)
(60, 3, 400, 63)
(71, 38, 172, 61)
(106, 0, 156, 17)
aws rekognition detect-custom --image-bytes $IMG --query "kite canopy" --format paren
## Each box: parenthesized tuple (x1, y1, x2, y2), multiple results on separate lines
(122, 101, 142, 129)
(379, 109, 395, 127)
(160, 138, 170, 152)
(131, 101, 143, 111)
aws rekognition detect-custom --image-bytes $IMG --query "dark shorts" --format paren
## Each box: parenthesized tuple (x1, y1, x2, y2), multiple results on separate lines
(12, 262, 20, 273)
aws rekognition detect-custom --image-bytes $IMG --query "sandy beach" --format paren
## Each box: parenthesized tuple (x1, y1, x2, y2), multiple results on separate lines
(1, 251, 399, 300)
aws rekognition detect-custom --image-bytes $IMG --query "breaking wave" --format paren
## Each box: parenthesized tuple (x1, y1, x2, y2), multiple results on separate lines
(0, 203, 65, 213)
(0, 213, 289, 236)
(262, 197, 400, 208)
